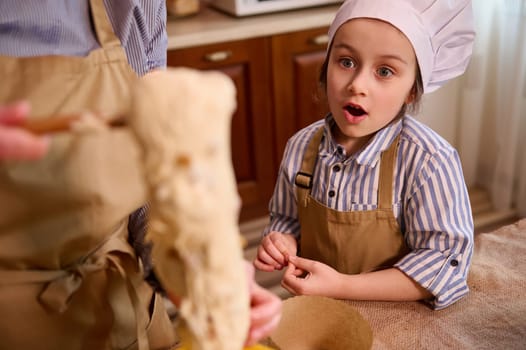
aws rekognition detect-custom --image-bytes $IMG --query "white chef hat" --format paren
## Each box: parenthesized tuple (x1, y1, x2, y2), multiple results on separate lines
(328, 0, 476, 93)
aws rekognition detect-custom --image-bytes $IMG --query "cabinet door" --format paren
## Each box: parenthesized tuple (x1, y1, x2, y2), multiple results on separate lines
(271, 27, 330, 167)
(167, 37, 276, 221)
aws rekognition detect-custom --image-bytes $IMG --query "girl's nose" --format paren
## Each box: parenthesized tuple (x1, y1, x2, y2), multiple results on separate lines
(348, 69, 368, 95)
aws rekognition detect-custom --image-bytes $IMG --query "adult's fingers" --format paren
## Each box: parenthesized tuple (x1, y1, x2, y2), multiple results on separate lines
(0, 128, 49, 160)
(245, 284, 282, 346)
(0, 101, 30, 125)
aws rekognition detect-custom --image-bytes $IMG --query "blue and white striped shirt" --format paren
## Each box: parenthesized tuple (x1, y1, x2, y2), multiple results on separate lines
(266, 114, 474, 309)
(0, 0, 167, 75)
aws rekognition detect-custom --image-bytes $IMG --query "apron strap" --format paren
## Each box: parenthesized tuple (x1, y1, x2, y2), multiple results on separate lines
(89, 0, 121, 48)
(295, 127, 325, 207)
(294, 127, 400, 211)
(377, 135, 401, 210)
(106, 250, 150, 350)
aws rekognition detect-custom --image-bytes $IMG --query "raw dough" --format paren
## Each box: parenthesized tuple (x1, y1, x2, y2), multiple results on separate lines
(129, 68, 250, 350)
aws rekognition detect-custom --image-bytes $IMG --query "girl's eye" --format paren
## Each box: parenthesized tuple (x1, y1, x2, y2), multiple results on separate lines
(340, 58, 355, 69)
(377, 67, 394, 78)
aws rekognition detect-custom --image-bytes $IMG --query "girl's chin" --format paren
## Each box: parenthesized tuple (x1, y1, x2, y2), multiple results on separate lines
(333, 117, 366, 136)
(332, 123, 371, 144)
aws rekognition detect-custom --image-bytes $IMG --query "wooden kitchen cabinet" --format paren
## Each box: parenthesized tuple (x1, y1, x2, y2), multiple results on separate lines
(271, 27, 330, 168)
(167, 37, 276, 222)
(167, 27, 329, 223)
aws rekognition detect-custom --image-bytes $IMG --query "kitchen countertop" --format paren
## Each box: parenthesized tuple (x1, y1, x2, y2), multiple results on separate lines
(166, 4, 339, 50)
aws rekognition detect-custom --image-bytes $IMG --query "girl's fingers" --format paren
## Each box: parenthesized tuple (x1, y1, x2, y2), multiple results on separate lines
(253, 258, 277, 272)
(254, 246, 282, 271)
(263, 235, 288, 266)
(279, 281, 294, 296)
(287, 255, 313, 271)
(281, 259, 311, 295)
(272, 238, 291, 264)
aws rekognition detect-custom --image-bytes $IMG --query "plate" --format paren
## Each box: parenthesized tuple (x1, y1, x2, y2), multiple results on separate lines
(268, 295, 373, 350)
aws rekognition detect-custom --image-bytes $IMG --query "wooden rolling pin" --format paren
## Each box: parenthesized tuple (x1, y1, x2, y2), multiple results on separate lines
(21, 114, 126, 135)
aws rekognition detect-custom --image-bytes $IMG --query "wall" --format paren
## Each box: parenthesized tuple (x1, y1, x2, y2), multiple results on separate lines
(418, 78, 462, 148)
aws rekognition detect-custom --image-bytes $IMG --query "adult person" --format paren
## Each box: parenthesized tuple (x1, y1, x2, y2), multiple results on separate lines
(0, 1, 280, 348)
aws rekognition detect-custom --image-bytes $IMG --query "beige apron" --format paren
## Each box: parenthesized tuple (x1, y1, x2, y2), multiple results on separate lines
(295, 127, 409, 274)
(0, 1, 176, 349)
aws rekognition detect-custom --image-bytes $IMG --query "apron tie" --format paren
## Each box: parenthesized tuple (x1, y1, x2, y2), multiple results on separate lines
(38, 256, 107, 313)
(0, 220, 150, 350)
(36, 220, 136, 312)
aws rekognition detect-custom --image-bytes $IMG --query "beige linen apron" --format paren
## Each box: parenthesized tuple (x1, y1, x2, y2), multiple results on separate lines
(295, 127, 409, 274)
(0, 1, 176, 349)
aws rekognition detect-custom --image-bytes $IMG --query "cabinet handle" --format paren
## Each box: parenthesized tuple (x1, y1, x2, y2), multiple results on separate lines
(310, 34, 329, 46)
(204, 50, 232, 62)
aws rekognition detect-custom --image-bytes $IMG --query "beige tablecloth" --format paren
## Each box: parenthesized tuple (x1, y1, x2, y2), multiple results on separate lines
(346, 219, 526, 350)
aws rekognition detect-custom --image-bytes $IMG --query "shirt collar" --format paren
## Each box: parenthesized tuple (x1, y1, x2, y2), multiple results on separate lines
(321, 114, 403, 167)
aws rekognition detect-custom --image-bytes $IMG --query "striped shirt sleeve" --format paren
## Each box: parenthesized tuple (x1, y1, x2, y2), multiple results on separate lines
(395, 145, 474, 309)
(104, 0, 168, 75)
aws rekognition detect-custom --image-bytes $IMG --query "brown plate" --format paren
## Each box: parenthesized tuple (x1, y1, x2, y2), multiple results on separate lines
(268, 296, 373, 350)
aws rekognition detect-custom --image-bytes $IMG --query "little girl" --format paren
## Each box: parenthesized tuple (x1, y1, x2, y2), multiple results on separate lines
(254, 0, 476, 310)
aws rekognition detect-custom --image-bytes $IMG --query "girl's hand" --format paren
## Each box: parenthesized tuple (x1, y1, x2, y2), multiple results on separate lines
(244, 262, 282, 346)
(0, 101, 49, 160)
(280, 255, 342, 298)
(253, 231, 297, 272)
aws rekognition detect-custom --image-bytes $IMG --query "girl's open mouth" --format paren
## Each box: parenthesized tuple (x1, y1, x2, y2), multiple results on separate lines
(344, 103, 366, 117)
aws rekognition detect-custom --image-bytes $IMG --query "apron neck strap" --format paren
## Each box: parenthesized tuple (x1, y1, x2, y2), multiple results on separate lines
(295, 127, 324, 206)
(377, 134, 401, 210)
(295, 127, 400, 210)
(89, 0, 121, 48)
(300, 127, 325, 178)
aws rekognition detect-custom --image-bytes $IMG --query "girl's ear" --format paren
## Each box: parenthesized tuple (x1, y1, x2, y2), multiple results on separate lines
(405, 86, 416, 104)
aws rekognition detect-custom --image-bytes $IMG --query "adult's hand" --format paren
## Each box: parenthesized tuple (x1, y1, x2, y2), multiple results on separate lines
(244, 261, 282, 346)
(0, 101, 49, 160)
(165, 261, 282, 346)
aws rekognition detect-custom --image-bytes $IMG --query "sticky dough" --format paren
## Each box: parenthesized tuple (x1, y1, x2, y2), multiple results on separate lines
(129, 68, 250, 350)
